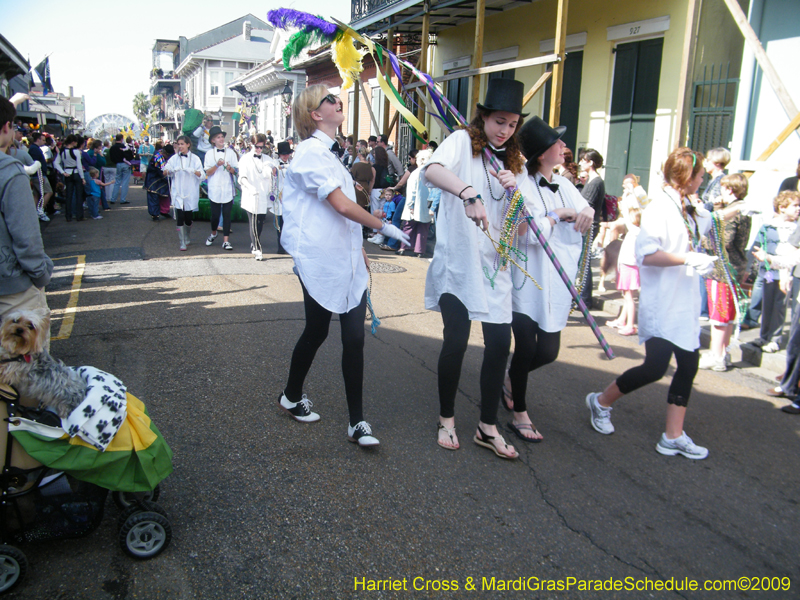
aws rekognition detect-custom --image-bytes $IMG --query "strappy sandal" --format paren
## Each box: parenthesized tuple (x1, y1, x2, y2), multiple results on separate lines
(473, 426, 518, 460)
(508, 422, 543, 443)
(437, 422, 459, 450)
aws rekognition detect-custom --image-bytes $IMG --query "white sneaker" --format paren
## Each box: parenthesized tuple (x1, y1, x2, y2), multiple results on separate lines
(655, 431, 708, 459)
(254, 251, 263, 261)
(762, 341, 780, 353)
(92, 215, 103, 220)
(347, 421, 380, 447)
(699, 353, 727, 371)
(586, 392, 614, 434)
(222, 241, 233, 251)
(279, 393, 320, 423)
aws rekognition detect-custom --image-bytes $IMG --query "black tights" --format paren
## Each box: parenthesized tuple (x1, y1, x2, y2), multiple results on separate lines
(437, 293, 511, 425)
(616, 337, 699, 406)
(284, 281, 367, 425)
(210, 202, 232, 236)
(508, 312, 561, 413)
(175, 209, 193, 227)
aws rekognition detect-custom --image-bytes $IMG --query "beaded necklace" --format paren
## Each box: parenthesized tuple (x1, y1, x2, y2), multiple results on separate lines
(668, 188, 700, 251)
(534, 173, 566, 212)
(481, 154, 505, 202)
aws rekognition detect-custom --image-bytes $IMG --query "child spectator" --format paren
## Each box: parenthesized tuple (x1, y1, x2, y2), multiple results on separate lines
(86, 168, 113, 220)
(702, 147, 731, 206)
(699, 173, 752, 371)
(608, 206, 642, 336)
(751, 190, 800, 353)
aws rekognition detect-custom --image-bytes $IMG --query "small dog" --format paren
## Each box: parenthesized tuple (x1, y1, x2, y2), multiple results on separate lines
(598, 239, 622, 293)
(0, 308, 86, 418)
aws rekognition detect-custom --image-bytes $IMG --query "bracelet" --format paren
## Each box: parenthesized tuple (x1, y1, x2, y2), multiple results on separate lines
(458, 185, 472, 200)
(463, 195, 480, 208)
(547, 211, 560, 224)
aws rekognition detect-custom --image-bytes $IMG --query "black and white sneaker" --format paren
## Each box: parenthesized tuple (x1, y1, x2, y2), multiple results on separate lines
(279, 393, 320, 423)
(347, 421, 380, 447)
(206, 233, 217, 246)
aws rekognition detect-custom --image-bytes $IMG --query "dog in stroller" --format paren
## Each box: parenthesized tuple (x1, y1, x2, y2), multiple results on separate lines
(0, 309, 174, 594)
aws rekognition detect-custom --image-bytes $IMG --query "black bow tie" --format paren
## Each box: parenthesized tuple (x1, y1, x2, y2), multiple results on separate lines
(180, 153, 188, 157)
(488, 145, 507, 162)
(217, 149, 225, 153)
(539, 177, 559, 193)
(330, 141, 341, 155)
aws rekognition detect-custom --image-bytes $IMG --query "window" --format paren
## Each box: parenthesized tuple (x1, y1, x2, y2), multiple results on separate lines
(370, 87, 385, 136)
(210, 71, 220, 96)
(446, 74, 469, 122)
(224, 72, 236, 96)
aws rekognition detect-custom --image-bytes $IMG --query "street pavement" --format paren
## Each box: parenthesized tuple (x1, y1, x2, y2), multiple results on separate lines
(7, 186, 799, 600)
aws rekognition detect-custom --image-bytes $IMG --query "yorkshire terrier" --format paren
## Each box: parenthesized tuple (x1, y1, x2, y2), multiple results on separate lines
(0, 308, 86, 418)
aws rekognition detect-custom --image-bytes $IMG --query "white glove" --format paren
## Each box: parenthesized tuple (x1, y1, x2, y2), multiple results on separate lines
(24, 161, 42, 175)
(380, 223, 411, 246)
(684, 252, 718, 276)
(9, 93, 29, 107)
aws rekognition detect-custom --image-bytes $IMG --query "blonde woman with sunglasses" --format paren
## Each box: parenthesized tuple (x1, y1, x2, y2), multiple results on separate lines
(276, 85, 409, 447)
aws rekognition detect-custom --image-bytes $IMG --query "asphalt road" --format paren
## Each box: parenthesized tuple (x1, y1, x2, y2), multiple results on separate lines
(5, 187, 798, 600)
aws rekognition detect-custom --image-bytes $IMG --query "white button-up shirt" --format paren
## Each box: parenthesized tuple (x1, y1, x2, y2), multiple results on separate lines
(513, 173, 588, 332)
(204, 147, 239, 203)
(281, 130, 368, 314)
(636, 185, 711, 351)
(421, 129, 535, 324)
(239, 150, 276, 215)
(164, 152, 203, 211)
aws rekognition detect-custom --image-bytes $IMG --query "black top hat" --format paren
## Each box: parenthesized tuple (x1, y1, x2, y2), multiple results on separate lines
(518, 116, 566, 162)
(476, 79, 529, 117)
(277, 141, 293, 155)
(208, 126, 226, 140)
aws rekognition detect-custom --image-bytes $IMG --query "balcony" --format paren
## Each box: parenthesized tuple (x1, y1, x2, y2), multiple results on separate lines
(351, 0, 411, 22)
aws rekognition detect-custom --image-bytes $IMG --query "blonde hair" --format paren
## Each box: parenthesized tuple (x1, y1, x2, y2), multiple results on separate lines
(706, 147, 731, 169)
(89, 167, 99, 178)
(720, 172, 748, 200)
(292, 84, 332, 141)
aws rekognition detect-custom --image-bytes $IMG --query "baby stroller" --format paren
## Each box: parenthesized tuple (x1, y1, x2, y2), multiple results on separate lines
(0, 377, 173, 594)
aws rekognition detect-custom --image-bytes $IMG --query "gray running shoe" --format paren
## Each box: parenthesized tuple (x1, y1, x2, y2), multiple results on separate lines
(586, 392, 614, 434)
(655, 432, 708, 459)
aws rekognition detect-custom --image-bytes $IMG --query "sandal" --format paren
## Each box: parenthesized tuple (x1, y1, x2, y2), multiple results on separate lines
(501, 370, 513, 412)
(473, 426, 518, 460)
(437, 422, 459, 450)
(508, 422, 543, 443)
(618, 326, 638, 336)
(606, 319, 622, 328)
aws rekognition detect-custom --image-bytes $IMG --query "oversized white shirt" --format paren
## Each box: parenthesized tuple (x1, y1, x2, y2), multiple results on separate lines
(421, 129, 536, 324)
(400, 168, 432, 223)
(164, 152, 203, 211)
(239, 150, 276, 215)
(512, 172, 588, 332)
(281, 130, 368, 314)
(269, 159, 290, 217)
(204, 147, 239, 203)
(635, 186, 711, 351)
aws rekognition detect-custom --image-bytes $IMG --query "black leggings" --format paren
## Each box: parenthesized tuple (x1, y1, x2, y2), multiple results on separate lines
(284, 280, 367, 425)
(247, 211, 266, 250)
(437, 293, 511, 425)
(175, 209, 193, 227)
(210, 202, 232, 236)
(616, 337, 700, 406)
(508, 312, 561, 413)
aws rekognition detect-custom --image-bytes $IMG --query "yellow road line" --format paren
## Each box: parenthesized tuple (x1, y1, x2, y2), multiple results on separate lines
(51, 255, 86, 341)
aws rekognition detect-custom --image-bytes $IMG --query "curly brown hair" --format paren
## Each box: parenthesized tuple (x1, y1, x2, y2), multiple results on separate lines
(464, 108, 525, 174)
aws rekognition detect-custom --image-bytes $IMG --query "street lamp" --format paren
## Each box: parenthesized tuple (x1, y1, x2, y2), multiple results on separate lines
(217, 107, 223, 127)
(281, 81, 293, 140)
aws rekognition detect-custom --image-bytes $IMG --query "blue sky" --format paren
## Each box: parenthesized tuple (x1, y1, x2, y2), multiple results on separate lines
(3, 0, 351, 122)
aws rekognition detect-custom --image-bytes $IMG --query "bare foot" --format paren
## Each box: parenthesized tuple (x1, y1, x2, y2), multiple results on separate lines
(437, 417, 459, 450)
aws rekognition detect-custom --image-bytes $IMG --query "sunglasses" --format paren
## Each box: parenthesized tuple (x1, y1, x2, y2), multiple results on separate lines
(255, 145, 265, 150)
(315, 94, 337, 110)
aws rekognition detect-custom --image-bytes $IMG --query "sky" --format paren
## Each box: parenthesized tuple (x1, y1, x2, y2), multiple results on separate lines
(3, 0, 351, 123)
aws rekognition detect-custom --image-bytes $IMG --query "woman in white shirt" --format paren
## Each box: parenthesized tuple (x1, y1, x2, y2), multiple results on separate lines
(239, 133, 276, 260)
(586, 148, 719, 460)
(277, 85, 409, 448)
(163, 135, 203, 251)
(503, 117, 593, 442)
(421, 78, 535, 459)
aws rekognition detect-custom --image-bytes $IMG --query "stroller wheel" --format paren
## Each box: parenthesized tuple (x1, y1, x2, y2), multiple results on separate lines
(120, 512, 172, 559)
(0, 545, 27, 593)
(112, 485, 161, 510)
(117, 500, 168, 529)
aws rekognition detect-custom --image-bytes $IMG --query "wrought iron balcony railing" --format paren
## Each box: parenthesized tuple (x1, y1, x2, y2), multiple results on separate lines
(351, 0, 406, 22)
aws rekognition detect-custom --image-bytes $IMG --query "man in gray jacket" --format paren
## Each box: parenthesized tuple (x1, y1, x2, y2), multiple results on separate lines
(0, 96, 53, 332)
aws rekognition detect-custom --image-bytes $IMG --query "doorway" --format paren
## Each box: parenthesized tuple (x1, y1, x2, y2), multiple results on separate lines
(544, 50, 583, 156)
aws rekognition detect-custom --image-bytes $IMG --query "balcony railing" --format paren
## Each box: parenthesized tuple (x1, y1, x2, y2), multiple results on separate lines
(351, 0, 407, 22)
